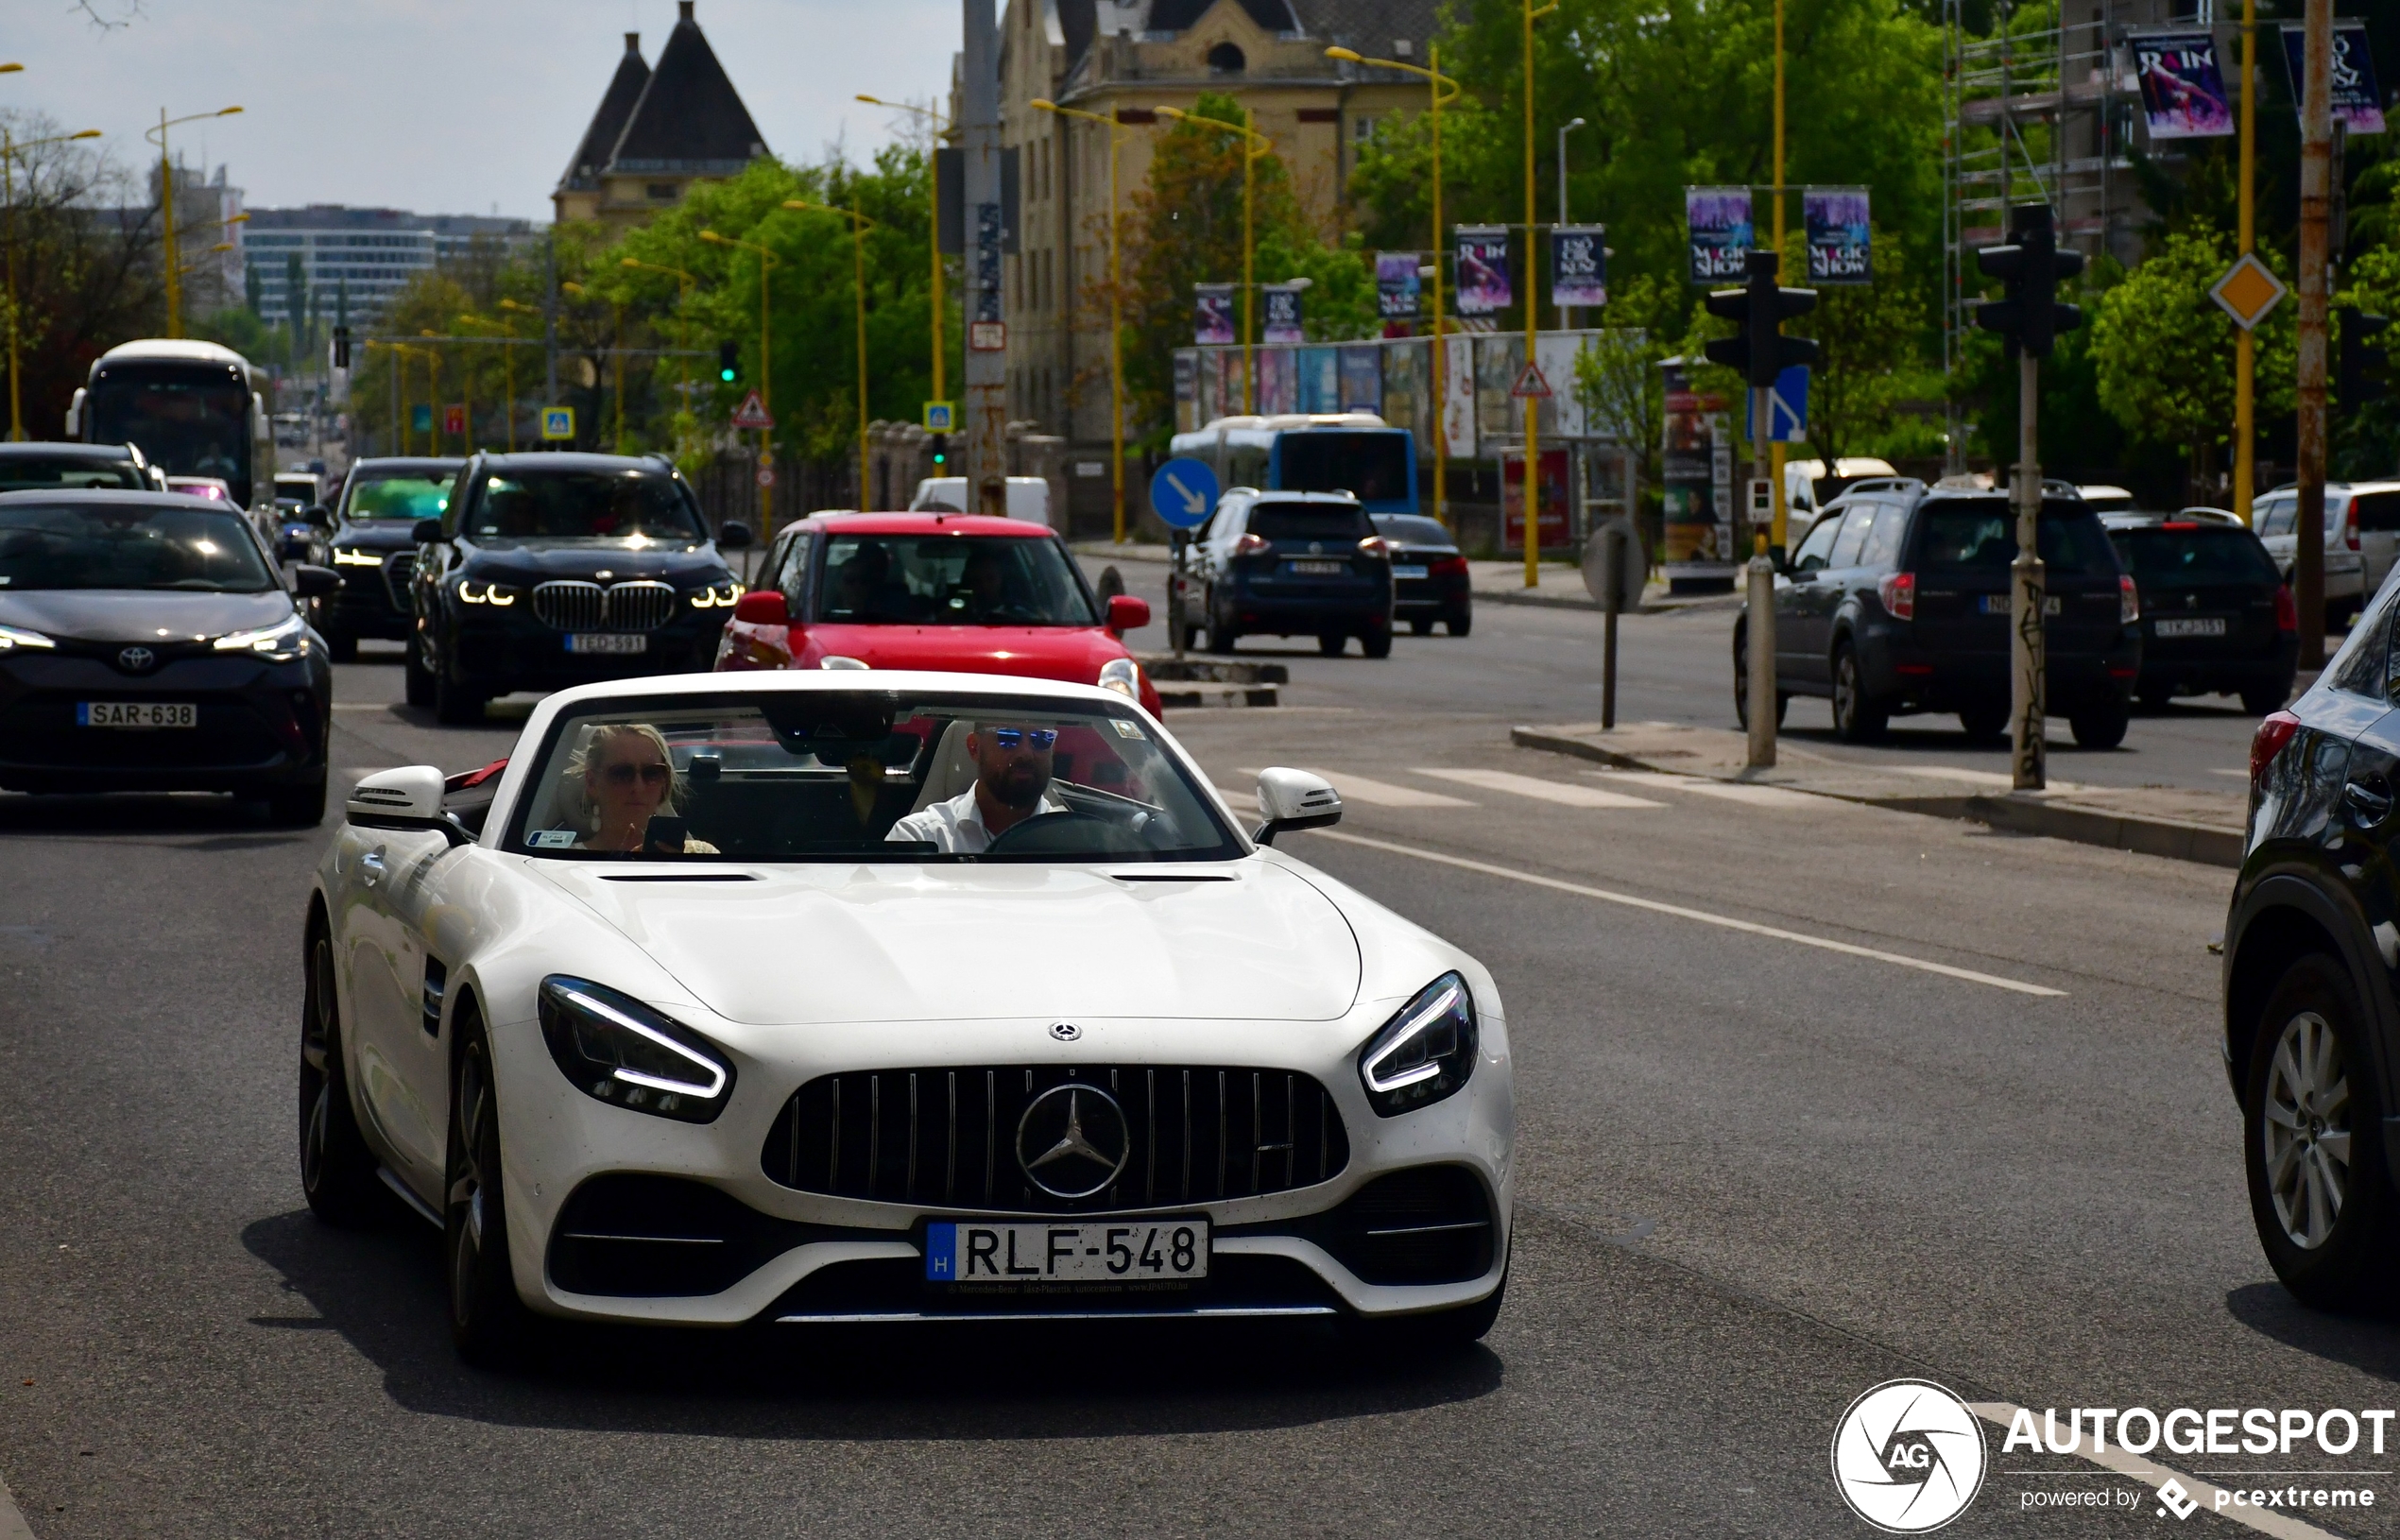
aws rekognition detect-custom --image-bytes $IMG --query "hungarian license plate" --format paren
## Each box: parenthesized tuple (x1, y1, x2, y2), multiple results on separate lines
(1285, 560, 1346, 575)
(1392, 564, 1430, 579)
(924, 1218, 1209, 1286)
(1979, 593, 2063, 615)
(2154, 617, 2227, 638)
(77, 701, 195, 728)
(565, 633, 646, 656)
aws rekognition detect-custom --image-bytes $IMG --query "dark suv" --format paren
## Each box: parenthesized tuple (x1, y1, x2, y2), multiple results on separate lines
(1174, 489, 1395, 657)
(1735, 484, 2140, 746)
(319, 457, 463, 660)
(2102, 511, 2297, 715)
(405, 453, 750, 723)
(2222, 576, 2400, 1308)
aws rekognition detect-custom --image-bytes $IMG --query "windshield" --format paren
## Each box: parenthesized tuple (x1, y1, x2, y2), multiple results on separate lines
(1251, 503, 1370, 541)
(0, 502, 277, 592)
(1915, 502, 2120, 577)
(0, 456, 145, 493)
(346, 474, 452, 522)
(1276, 432, 1411, 505)
(506, 693, 1240, 863)
(1371, 514, 1455, 547)
(466, 471, 703, 542)
(814, 534, 1097, 625)
(86, 365, 250, 493)
(2111, 526, 2279, 586)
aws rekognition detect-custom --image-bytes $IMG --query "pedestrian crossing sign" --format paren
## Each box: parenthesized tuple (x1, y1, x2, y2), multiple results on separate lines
(540, 406, 574, 440)
(924, 401, 955, 432)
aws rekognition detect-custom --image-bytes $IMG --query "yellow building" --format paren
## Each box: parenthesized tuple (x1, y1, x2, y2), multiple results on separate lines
(554, 3, 769, 234)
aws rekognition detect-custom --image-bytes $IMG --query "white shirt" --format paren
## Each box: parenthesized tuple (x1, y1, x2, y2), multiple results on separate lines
(885, 785, 1066, 854)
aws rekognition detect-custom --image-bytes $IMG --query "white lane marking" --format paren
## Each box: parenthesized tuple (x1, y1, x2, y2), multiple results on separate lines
(1968, 1402, 2346, 1538)
(2211, 768, 2251, 778)
(1302, 829, 2066, 997)
(1213, 786, 1256, 813)
(1586, 770, 1819, 808)
(1415, 768, 1663, 809)
(0, 1469, 35, 1540)
(1236, 767, 1474, 808)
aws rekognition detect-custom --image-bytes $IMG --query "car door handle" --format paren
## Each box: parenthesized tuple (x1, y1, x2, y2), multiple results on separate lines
(2344, 779, 2394, 828)
(359, 848, 386, 887)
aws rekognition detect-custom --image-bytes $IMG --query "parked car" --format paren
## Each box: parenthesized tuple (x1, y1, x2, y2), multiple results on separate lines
(2222, 580, 2400, 1307)
(2344, 480, 2400, 597)
(907, 475, 1051, 524)
(1370, 512, 1471, 637)
(1174, 489, 1396, 658)
(2101, 512, 2297, 714)
(319, 457, 464, 660)
(2253, 485, 2368, 626)
(0, 488, 335, 824)
(2076, 484, 2138, 513)
(716, 512, 1164, 715)
(0, 441, 156, 493)
(405, 453, 750, 724)
(1735, 481, 2140, 746)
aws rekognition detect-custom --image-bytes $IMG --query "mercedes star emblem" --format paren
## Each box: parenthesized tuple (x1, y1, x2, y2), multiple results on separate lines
(1049, 1021, 1081, 1041)
(117, 646, 156, 672)
(1015, 1084, 1130, 1200)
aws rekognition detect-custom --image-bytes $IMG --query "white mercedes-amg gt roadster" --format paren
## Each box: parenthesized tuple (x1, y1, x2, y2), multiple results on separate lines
(300, 670, 1512, 1363)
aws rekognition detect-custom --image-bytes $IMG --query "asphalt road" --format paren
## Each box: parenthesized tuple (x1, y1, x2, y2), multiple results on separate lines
(0, 634, 2392, 1537)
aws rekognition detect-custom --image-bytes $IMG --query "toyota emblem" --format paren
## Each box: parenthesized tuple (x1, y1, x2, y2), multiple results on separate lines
(1049, 1021, 1081, 1041)
(117, 646, 156, 672)
(1015, 1084, 1130, 1200)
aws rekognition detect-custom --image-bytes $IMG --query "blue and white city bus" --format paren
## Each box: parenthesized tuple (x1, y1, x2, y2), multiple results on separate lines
(1168, 412, 1419, 517)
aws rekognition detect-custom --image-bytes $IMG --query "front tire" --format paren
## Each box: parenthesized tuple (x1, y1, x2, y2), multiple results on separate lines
(1830, 642, 1887, 743)
(325, 628, 359, 663)
(435, 668, 485, 727)
(300, 928, 383, 1226)
(2069, 707, 2129, 749)
(2244, 953, 2400, 1309)
(446, 1004, 535, 1366)
(403, 635, 436, 708)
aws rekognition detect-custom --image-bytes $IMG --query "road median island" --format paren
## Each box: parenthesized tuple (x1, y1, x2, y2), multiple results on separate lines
(1511, 721, 2247, 868)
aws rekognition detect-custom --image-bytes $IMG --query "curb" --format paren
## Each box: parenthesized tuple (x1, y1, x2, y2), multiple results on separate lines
(1508, 727, 2244, 868)
(1158, 685, 1279, 709)
(1476, 586, 1748, 617)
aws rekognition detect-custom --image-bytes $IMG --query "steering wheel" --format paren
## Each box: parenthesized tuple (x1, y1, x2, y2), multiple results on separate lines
(981, 810, 1147, 857)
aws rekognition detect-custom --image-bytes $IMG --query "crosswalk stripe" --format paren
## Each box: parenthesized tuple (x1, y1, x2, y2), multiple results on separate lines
(1586, 770, 1820, 808)
(1414, 767, 1663, 809)
(1235, 767, 1475, 808)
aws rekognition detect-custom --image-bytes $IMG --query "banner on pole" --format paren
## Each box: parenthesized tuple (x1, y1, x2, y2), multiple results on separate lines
(1551, 226, 1608, 309)
(1193, 284, 1236, 347)
(1803, 189, 1873, 284)
(1453, 226, 1512, 315)
(2132, 31, 2235, 139)
(1376, 252, 1422, 318)
(1262, 283, 1305, 345)
(2278, 23, 2388, 135)
(1686, 188, 1753, 284)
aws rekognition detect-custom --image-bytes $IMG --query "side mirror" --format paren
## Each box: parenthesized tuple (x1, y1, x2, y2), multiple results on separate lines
(732, 589, 789, 626)
(1106, 594, 1151, 634)
(305, 504, 334, 529)
(411, 518, 443, 545)
(346, 765, 471, 847)
(290, 565, 340, 598)
(1251, 767, 1342, 846)
(716, 520, 754, 551)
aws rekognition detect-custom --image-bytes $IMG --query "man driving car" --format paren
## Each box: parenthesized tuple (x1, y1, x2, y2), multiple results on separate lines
(885, 721, 1068, 853)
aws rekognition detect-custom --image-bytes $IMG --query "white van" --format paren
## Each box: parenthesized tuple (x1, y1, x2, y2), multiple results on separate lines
(1784, 456, 1898, 535)
(908, 475, 1051, 525)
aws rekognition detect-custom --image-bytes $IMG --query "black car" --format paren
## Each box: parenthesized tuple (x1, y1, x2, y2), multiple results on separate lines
(0, 489, 336, 824)
(2220, 581, 2400, 1308)
(320, 457, 464, 660)
(2103, 512, 2298, 715)
(1370, 512, 1471, 637)
(1736, 483, 2140, 746)
(0, 440, 159, 493)
(1175, 489, 1395, 657)
(407, 453, 751, 723)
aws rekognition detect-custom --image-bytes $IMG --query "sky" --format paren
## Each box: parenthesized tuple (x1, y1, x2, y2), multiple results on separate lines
(5, 0, 958, 221)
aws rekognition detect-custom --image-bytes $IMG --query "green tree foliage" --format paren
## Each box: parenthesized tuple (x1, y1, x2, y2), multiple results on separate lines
(2337, 246, 2400, 479)
(2092, 231, 2296, 491)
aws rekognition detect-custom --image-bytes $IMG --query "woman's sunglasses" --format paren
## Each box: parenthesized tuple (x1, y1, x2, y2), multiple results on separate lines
(600, 761, 672, 787)
(988, 727, 1057, 750)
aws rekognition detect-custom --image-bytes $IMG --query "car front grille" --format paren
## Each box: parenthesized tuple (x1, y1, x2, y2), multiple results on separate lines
(530, 579, 678, 632)
(763, 1064, 1352, 1214)
(381, 553, 414, 610)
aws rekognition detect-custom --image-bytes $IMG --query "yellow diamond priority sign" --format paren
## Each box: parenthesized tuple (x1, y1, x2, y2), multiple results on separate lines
(2210, 253, 2288, 332)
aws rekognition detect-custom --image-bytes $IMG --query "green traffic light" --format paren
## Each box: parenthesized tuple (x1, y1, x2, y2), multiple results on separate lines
(719, 368, 736, 383)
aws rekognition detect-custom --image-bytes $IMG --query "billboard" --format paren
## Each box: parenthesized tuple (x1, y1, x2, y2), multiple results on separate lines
(1804, 189, 1872, 283)
(1454, 226, 1512, 315)
(1262, 283, 1305, 345)
(1551, 226, 1608, 309)
(2132, 32, 2235, 139)
(2279, 23, 2387, 135)
(1376, 251, 1421, 318)
(1193, 284, 1236, 347)
(1502, 448, 1574, 552)
(1686, 187, 1753, 283)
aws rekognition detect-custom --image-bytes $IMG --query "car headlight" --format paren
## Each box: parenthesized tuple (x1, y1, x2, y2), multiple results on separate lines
(332, 547, 384, 567)
(538, 975, 735, 1124)
(1098, 658, 1140, 699)
(212, 612, 309, 660)
(819, 655, 869, 670)
(689, 578, 745, 608)
(456, 579, 519, 606)
(0, 624, 57, 651)
(1357, 972, 1478, 1118)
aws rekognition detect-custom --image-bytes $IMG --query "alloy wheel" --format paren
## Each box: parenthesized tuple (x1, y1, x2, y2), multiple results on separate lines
(449, 1046, 495, 1325)
(2262, 1009, 2353, 1250)
(300, 936, 335, 1193)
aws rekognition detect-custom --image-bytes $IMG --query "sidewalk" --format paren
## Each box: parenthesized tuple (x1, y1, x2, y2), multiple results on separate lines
(1511, 720, 2248, 867)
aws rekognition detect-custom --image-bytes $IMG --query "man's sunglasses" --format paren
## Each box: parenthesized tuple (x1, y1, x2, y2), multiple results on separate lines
(988, 727, 1057, 749)
(600, 761, 673, 786)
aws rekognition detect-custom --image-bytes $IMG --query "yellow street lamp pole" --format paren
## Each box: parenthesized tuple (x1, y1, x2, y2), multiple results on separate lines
(2235, 0, 2257, 526)
(620, 258, 697, 457)
(858, 94, 953, 406)
(784, 199, 880, 507)
(1327, 47, 1458, 527)
(1770, 0, 1788, 557)
(146, 105, 242, 340)
(1156, 105, 1273, 415)
(498, 298, 546, 452)
(561, 280, 629, 452)
(700, 230, 780, 481)
(1033, 97, 1135, 543)
(2, 126, 103, 441)
(1521, 0, 1558, 590)
(416, 331, 454, 455)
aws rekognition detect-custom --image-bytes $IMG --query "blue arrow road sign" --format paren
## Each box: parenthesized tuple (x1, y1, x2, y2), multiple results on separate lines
(1149, 457, 1220, 531)
(1743, 366, 1810, 443)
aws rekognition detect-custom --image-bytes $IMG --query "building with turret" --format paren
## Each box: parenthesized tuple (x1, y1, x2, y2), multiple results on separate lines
(554, 2, 770, 232)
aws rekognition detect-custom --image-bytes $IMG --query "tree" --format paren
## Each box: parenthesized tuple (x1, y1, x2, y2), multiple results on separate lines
(1781, 226, 1933, 467)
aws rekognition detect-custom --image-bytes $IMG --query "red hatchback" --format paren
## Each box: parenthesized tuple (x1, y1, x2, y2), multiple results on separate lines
(714, 513, 1162, 714)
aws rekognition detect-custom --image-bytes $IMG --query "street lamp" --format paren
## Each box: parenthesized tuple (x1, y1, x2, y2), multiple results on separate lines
(1556, 116, 1586, 329)
(1327, 45, 1460, 527)
(1155, 104, 1275, 415)
(145, 105, 243, 339)
(857, 94, 953, 407)
(498, 298, 543, 452)
(620, 257, 698, 457)
(1520, 0, 1559, 591)
(1, 125, 103, 441)
(366, 340, 435, 455)
(1032, 97, 1133, 544)
(783, 200, 879, 509)
(698, 230, 780, 482)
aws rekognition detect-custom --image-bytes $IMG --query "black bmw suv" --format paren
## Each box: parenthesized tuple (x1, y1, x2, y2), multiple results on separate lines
(319, 456, 463, 660)
(406, 453, 750, 724)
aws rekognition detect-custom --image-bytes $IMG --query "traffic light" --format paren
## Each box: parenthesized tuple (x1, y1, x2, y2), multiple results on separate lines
(1974, 202, 2083, 359)
(331, 325, 351, 370)
(1702, 249, 1819, 389)
(2339, 306, 2391, 410)
(718, 341, 739, 384)
(929, 433, 948, 468)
